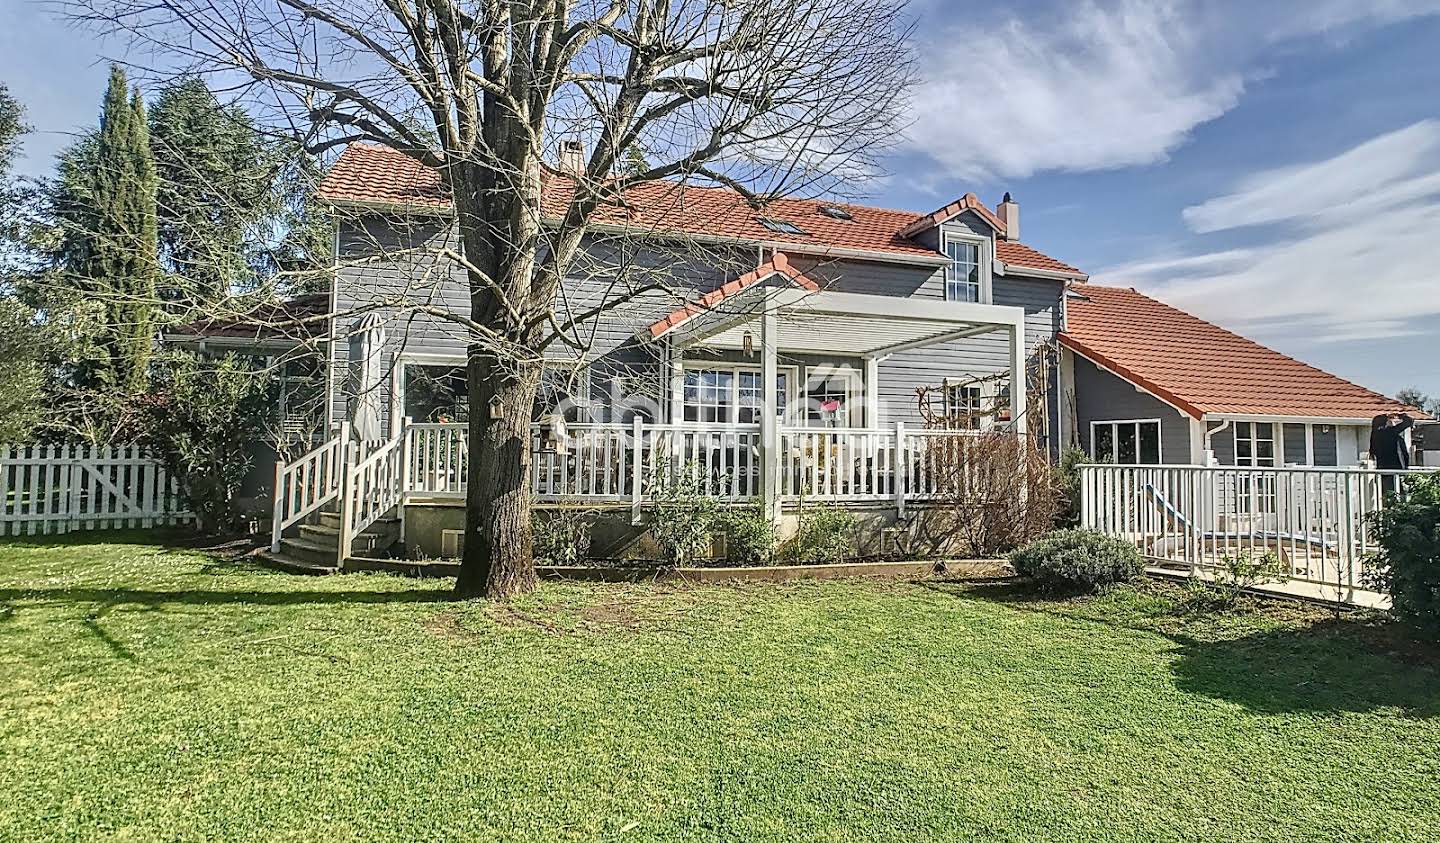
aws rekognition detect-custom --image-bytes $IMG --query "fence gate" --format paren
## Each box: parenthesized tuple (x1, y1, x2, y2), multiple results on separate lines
(0, 444, 193, 536)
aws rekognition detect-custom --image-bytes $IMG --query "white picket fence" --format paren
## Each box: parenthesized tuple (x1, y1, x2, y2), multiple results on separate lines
(0, 444, 193, 536)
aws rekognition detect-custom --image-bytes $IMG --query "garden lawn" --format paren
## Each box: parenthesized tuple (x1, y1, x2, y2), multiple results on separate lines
(3, 537, 1440, 842)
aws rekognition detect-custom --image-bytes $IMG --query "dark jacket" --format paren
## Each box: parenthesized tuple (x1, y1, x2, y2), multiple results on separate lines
(1370, 416, 1414, 470)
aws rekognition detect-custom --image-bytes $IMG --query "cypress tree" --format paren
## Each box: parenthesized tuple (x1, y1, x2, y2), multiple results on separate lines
(87, 66, 158, 393)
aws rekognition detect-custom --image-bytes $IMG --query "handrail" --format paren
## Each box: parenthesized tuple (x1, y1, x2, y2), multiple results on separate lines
(270, 425, 349, 553)
(338, 429, 407, 564)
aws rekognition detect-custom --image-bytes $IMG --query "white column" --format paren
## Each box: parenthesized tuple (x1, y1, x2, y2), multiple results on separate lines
(761, 302, 780, 524)
(863, 356, 880, 429)
(666, 339, 684, 424)
(1008, 316, 1027, 438)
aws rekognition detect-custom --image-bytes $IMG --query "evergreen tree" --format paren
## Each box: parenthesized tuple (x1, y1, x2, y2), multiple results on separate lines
(149, 77, 271, 305)
(77, 66, 159, 394)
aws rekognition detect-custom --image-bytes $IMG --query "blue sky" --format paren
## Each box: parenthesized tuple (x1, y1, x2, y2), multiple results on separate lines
(3, 0, 1438, 401)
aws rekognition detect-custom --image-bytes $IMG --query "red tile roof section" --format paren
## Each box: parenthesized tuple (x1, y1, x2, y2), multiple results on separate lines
(317, 144, 1083, 275)
(898, 193, 1007, 237)
(1061, 285, 1422, 420)
(168, 294, 332, 341)
(646, 253, 819, 339)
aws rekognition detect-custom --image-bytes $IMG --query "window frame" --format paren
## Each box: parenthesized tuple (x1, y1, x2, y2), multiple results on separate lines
(680, 363, 798, 425)
(1089, 418, 1163, 465)
(942, 231, 991, 304)
(941, 378, 990, 431)
(803, 365, 863, 428)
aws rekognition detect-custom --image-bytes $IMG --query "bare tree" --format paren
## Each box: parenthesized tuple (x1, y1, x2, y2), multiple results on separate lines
(64, 0, 916, 598)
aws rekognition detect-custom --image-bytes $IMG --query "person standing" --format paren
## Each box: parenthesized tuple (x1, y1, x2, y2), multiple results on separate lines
(1370, 413, 1415, 493)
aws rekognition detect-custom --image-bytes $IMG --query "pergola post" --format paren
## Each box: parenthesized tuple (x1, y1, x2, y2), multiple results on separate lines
(1009, 316, 1028, 438)
(761, 300, 780, 525)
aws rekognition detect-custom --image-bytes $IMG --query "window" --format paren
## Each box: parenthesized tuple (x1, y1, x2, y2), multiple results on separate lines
(737, 370, 789, 424)
(1091, 420, 1161, 464)
(683, 367, 789, 424)
(1233, 421, 1278, 513)
(1233, 421, 1276, 467)
(757, 216, 808, 236)
(403, 364, 469, 423)
(806, 370, 860, 427)
(534, 366, 590, 422)
(819, 206, 853, 221)
(944, 235, 983, 302)
(944, 383, 984, 430)
(683, 369, 734, 423)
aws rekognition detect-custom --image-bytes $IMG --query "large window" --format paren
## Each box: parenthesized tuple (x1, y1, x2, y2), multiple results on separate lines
(1091, 419, 1162, 464)
(403, 364, 468, 423)
(683, 367, 789, 424)
(944, 235, 983, 303)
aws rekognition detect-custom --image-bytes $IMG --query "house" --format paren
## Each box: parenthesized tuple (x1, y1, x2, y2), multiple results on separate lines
(1059, 285, 1417, 468)
(178, 143, 1420, 568)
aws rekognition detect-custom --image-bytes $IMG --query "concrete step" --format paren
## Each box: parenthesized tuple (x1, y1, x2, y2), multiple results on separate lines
(280, 537, 341, 566)
(256, 549, 339, 576)
(314, 511, 342, 530)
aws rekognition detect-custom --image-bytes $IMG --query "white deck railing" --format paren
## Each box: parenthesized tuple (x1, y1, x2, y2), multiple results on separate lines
(1080, 463, 1437, 600)
(271, 420, 990, 561)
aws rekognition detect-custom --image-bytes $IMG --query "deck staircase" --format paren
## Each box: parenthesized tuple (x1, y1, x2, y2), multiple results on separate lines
(266, 423, 407, 574)
(271, 504, 402, 573)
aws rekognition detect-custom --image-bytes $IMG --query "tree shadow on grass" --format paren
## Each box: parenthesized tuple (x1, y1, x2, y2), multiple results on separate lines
(921, 578, 1440, 719)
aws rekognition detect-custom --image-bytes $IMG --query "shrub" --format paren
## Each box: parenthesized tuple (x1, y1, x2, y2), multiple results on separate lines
(719, 506, 777, 566)
(1052, 447, 1088, 528)
(1009, 528, 1145, 593)
(141, 352, 278, 534)
(532, 509, 595, 566)
(782, 505, 856, 565)
(1363, 474, 1440, 638)
(927, 432, 1059, 557)
(647, 460, 723, 566)
(1183, 551, 1285, 610)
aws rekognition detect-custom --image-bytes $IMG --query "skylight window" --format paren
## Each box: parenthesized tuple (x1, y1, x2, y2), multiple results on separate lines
(757, 216, 808, 236)
(819, 206, 853, 221)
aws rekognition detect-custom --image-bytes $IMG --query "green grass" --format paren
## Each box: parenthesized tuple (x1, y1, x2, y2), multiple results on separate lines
(3, 535, 1439, 841)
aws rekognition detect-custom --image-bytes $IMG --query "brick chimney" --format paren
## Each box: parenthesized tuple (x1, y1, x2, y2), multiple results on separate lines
(997, 192, 1019, 240)
(558, 139, 585, 176)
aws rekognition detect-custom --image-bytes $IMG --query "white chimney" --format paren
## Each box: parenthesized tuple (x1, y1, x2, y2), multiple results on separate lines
(558, 139, 585, 176)
(997, 192, 1019, 240)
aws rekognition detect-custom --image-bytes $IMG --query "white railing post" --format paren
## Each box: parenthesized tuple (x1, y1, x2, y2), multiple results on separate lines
(335, 422, 355, 566)
(398, 417, 412, 547)
(630, 416, 644, 524)
(270, 449, 286, 553)
(894, 421, 906, 517)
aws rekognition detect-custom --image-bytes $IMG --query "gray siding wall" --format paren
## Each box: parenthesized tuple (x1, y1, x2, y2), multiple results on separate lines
(330, 212, 1065, 442)
(1073, 356, 1193, 464)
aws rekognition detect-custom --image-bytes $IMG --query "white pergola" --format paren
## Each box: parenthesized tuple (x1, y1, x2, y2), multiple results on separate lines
(650, 284, 1030, 518)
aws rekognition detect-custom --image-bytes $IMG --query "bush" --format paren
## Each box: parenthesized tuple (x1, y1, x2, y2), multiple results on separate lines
(532, 509, 595, 566)
(141, 352, 278, 534)
(647, 460, 723, 566)
(1009, 528, 1144, 593)
(1052, 447, 1088, 528)
(1183, 551, 1285, 611)
(720, 506, 777, 566)
(1364, 474, 1440, 638)
(782, 505, 856, 565)
(926, 433, 1059, 557)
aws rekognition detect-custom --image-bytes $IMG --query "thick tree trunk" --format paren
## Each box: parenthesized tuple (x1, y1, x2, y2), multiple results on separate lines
(455, 352, 543, 599)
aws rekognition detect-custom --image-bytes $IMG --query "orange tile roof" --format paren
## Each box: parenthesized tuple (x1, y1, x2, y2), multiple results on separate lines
(1061, 285, 1423, 420)
(317, 144, 1084, 276)
(647, 253, 819, 339)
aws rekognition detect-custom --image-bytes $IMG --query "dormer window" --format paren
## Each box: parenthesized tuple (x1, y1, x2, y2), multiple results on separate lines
(818, 205, 853, 221)
(944, 233, 986, 303)
(757, 216, 808, 236)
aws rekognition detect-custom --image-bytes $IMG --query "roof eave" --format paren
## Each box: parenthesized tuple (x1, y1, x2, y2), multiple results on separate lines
(996, 260, 1089, 283)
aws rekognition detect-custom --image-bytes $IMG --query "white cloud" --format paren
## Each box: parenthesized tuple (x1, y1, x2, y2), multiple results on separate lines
(905, 0, 1440, 182)
(1180, 121, 1440, 232)
(1098, 123, 1440, 344)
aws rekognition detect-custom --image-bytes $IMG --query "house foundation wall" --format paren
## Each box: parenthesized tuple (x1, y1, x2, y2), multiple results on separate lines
(399, 501, 979, 562)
